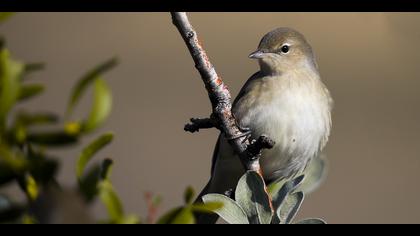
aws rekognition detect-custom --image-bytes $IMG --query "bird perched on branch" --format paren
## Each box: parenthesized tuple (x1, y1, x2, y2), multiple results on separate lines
(197, 27, 333, 224)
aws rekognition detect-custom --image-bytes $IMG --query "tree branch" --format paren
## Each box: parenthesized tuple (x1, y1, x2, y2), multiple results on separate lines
(184, 118, 215, 133)
(171, 12, 275, 175)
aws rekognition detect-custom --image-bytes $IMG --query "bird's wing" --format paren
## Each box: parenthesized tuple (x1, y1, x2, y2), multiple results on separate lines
(210, 71, 261, 177)
(210, 133, 221, 176)
(232, 71, 261, 108)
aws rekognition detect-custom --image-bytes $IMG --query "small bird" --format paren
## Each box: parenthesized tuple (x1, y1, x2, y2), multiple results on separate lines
(197, 27, 332, 223)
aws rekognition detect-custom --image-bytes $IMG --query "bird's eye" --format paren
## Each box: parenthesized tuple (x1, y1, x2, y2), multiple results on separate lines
(281, 45, 290, 53)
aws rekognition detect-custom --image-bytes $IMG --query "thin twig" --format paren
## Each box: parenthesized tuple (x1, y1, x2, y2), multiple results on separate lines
(184, 118, 215, 133)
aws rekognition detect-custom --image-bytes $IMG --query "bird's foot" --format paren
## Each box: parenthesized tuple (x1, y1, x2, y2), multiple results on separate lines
(227, 130, 252, 142)
(228, 115, 252, 142)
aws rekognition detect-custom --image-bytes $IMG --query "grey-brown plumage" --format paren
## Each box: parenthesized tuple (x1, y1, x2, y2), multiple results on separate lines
(197, 27, 332, 224)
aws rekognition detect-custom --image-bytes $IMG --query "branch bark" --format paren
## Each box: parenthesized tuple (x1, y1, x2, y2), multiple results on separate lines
(170, 12, 274, 176)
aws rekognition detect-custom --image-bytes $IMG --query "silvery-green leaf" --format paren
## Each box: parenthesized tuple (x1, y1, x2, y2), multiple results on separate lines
(202, 194, 249, 224)
(298, 154, 328, 195)
(270, 175, 304, 212)
(191, 202, 223, 213)
(267, 178, 287, 197)
(277, 191, 304, 224)
(235, 171, 272, 224)
(295, 218, 326, 224)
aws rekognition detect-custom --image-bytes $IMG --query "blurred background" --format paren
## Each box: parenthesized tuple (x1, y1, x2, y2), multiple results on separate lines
(1, 12, 419, 223)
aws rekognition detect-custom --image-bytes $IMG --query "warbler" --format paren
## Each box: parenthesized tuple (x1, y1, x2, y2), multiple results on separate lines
(197, 27, 333, 223)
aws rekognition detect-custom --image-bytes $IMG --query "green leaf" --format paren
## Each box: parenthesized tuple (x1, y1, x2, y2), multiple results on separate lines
(0, 162, 17, 186)
(0, 167, 15, 184)
(277, 191, 304, 224)
(21, 214, 38, 224)
(298, 155, 328, 195)
(0, 49, 24, 131)
(0, 144, 27, 173)
(235, 171, 272, 224)
(116, 214, 140, 224)
(184, 186, 195, 204)
(64, 121, 82, 136)
(15, 112, 59, 126)
(156, 206, 195, 224)
(98, 180, 124, 222)
(79, 159, 113, 203)
(0, 13, 14, 24)
(191, 202, 223, 213)
(76, 133, 114, 179)
(295, 218, 326, 224)
(23, 63, 45, 78)
(18, 84, 45, 101)
(82, 78, 112, 133)
(171, 207, 195, 224)
(0, 38, 4, 50)
(78, 164, 101, 202)
(27, 155, 58, 185)
(18, 175, 39, 201)
(157, 206, 183, 224)
(202, 194, 249, 224)
(27, 130, 78, 146)
(11, 112, 58, 144)
(270, 175, 305, 212)
(100, 158, 113, 181)
(67, 57, 117, 117)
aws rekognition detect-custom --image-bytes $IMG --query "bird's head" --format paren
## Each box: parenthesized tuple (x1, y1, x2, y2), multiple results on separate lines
(249, 27, 318, 75)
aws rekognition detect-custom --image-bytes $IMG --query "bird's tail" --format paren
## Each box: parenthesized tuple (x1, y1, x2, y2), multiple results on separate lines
(194, 179, 220, 224)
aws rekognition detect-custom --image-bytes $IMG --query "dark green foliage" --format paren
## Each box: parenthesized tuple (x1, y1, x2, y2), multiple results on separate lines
(0, 14, 327, 224)
(0, 24, 123, 222)
(0, 15, 219, 224)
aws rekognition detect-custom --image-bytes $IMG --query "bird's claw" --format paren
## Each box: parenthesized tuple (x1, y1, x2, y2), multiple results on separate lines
(227, 130, 252, 142)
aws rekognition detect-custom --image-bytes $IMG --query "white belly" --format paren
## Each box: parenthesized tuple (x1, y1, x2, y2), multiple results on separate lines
(233, 77, 331, 181)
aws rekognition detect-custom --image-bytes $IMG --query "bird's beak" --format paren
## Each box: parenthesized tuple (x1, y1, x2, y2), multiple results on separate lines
(248, 50, 266, 59)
